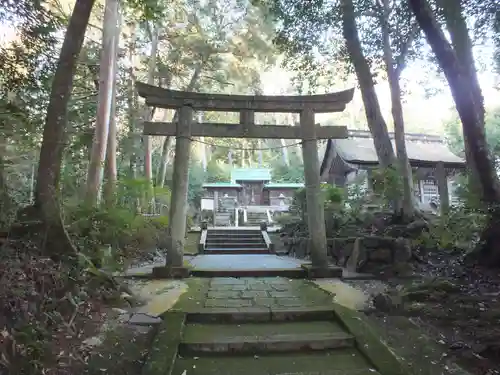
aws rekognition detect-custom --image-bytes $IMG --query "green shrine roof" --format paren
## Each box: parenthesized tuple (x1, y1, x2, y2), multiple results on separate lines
(202, 182, 242, 188)
(264, 183, 304, 189)
(230, 168, 271, 182)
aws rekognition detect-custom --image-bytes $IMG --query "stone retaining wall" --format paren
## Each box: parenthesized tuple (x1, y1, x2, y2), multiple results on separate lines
(282, 235, 412, 272)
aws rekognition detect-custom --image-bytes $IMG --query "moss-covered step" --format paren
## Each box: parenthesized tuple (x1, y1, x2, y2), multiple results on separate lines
(141, 312, 185, 375)
(179, 321, 354, 355)
(172, 349, 378, 375)
(186, 306, 336, 323)
(332, 303, 410, 375)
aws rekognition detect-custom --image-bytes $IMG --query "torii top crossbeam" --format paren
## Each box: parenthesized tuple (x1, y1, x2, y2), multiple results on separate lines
(136, 82, 355, 113)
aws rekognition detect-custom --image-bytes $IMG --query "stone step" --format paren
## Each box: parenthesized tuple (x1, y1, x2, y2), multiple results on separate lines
(205, 242, 267, 249)
(172, 349, 378, 375)
(191, 268, 305, 278)
(186, 307, 336, 323)
(207, 233, 262, 240)
(207, 231, 262, 235)
(179, 321, 354, 355)
(204, 248, 270, 254)
(206, 236, 264, 240)
(206, 238, 265, 245)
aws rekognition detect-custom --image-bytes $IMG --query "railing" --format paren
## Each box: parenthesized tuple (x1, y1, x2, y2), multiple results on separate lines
(243, 209, 248, 224)
(244, 205, 290, 213)
(235, 207, 239, 227)
(198, 224, 208, 253)
(266, 209, 273, 224)
(261, 227, 275, 253)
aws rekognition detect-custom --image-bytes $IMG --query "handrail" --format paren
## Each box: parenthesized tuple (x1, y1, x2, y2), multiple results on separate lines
(261, 230, 275, 253)
(266, 209, 272, 224)
(198, 229, 208, 254)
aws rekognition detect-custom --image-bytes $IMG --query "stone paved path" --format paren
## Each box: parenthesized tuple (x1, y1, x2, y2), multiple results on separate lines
(202, 277, 335, 309)
(188, 254, 305, 270)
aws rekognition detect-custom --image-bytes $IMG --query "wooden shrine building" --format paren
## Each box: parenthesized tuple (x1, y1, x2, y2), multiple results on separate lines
(201, 168, 304, 226)
(319, 130, 466, 211)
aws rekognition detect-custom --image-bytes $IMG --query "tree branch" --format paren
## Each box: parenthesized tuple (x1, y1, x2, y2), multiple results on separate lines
(395, 20, 420, 76)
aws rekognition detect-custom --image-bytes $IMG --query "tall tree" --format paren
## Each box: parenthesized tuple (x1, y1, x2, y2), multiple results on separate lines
(103, 6, 121, 206)
(340, 0, 396, 169)
(35, 0, 96, 254)
(438, 0, 484, 188)
(86, 0, 119, 205)
(377, 0, 419, 218)
(143, 24, 160, 186)
(409, 0, 500, 264)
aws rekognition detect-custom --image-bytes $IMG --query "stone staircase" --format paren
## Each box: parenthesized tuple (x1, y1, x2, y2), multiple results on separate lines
(204, 229, 270, 254)
(167, 278, 382, 375)
(244, 210, 269, 226)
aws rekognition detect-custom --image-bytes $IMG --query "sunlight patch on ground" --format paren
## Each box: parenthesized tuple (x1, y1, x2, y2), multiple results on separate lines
(314, 279, 372, 310)
(130, 280, 189, 317)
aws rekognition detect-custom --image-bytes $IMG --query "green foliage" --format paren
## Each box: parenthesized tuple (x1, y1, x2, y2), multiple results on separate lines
(272, 162, 304, 182)
(413, 207, 485, 251)
(290, 184, 346, 219)
(445, 105, 500, 165)
(372, 166, 403, 207)
(322, 183, 344, 205)
(206, 160, 231, 182)
(66, 204, 161, 268)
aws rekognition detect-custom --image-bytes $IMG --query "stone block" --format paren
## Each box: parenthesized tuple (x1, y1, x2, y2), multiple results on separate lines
(248, 283, 273, 291)
(152, 266, 191, 279)
(268, 291, 296, 298)
(210, 284, 248, 291)
(205, 299, 253, 308)
(210, 278, 246, 285)
(276, 297, 303, 307)
(207, 291, 241, 299)
(301, 264, 343, 279)
(241, 290, 269, 299)
(253, 297, 276, 307)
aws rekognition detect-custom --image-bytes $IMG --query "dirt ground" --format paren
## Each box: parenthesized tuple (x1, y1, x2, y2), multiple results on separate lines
(375, 248, 500, 375)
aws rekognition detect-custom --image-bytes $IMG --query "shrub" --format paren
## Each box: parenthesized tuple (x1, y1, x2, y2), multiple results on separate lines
(64, 204, 162, 269)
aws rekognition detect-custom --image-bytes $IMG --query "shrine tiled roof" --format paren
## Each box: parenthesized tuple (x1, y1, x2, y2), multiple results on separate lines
(202, 182, 242, 188)
(320, 130, 465, 175)
(230, 168, 271, 182)
(264, 183, 305, 189)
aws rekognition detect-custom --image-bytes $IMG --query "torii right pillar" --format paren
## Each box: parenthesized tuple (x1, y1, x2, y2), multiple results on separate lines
(300, 107, 340, 278)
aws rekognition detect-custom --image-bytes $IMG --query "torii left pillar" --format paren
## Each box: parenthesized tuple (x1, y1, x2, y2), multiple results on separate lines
(154, 105, 192, 278)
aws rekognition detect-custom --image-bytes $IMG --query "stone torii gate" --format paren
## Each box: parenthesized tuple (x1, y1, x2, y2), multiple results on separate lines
(136, 82, 354, 276)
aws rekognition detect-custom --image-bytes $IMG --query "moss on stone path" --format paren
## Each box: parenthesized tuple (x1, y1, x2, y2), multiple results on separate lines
(169, 277, 336, 312)
(172, 349, 375, 375)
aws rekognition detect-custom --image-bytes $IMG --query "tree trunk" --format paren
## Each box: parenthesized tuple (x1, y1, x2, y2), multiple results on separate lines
(381, 0, 415, 220)
(199, 112, 208, 171)
(281, 138, 290, 166)
(157, 62, 204, 187)
(409, 0, 500, 265)
(257, 140, 263, 166)
(103, 7, 121, 206)
(341, 0, 396, 168)
(143, 25, 160, 185)
(438, 0, 484, 190)
(126, 22, 138, 179)
(86, 0, 119, 205)
(34, 0, 96, 256)
(0, 136, 11, 228)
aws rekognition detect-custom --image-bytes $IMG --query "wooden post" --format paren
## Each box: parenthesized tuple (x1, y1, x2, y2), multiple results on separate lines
(167, 105, 193, 267)
(300, 107, 329, 269)
(436, 161, 449, 214)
